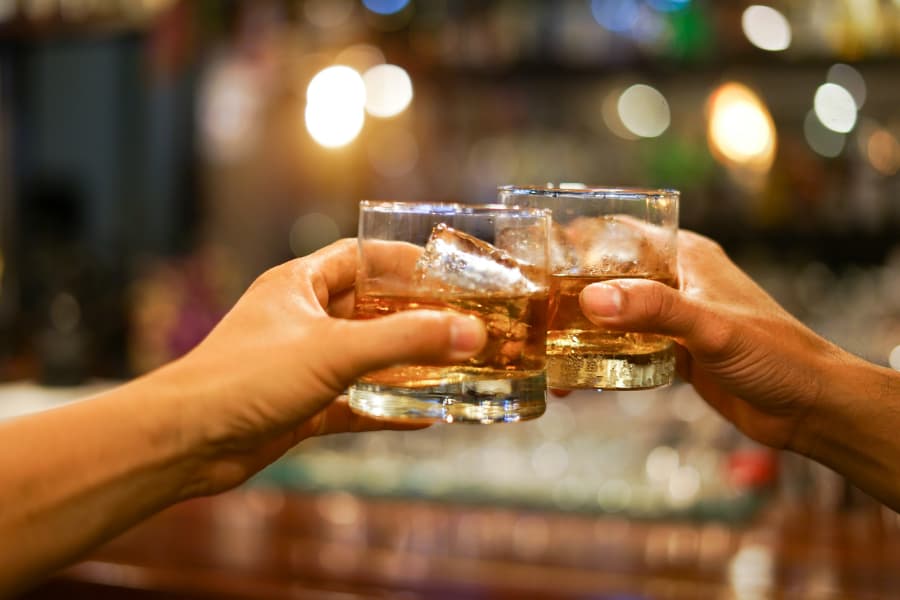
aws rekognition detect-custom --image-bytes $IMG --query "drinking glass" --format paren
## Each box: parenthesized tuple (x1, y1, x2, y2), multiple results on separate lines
(498, 185, 678, 390)
(348, 202, 552, 423)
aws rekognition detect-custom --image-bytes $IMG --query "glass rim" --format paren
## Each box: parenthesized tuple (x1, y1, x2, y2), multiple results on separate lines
(359, 200, 552, 218)
(498, 184, 679, 199)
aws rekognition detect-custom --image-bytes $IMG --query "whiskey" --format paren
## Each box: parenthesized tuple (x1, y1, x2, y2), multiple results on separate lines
(354, 290, 548, 387)
(547, 274, 677, 389)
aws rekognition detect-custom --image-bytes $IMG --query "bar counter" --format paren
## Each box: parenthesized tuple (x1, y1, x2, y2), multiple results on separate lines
(21, 489, 900, 599)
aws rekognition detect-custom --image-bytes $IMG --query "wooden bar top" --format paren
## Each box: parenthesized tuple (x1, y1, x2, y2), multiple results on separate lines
(22, 490, 900, 599)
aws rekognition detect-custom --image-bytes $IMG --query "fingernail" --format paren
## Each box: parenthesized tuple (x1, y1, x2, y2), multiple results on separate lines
(582, 283, 623, 318)
(449, 315, 486, 356)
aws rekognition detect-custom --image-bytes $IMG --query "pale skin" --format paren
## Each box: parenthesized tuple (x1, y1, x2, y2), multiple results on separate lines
(0, 238, 488, 597)
(579, 230, 900, 511)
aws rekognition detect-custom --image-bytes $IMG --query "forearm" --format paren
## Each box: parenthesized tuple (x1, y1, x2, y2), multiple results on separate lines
(794, 348, 900, 511)
(0, 371, 204, 596)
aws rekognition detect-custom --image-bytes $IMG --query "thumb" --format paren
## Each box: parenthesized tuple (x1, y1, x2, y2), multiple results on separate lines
(580, 279, 701, 340)
(327, 310, 487, 383)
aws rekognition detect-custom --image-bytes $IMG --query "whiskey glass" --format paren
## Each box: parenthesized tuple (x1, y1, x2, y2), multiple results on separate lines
(348, 201, 552, 423)
(499, 185, 678, 390)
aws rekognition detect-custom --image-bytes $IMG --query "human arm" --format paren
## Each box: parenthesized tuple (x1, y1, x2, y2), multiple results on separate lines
(578, 230, 900, 510)
(0, 238, 486, 596)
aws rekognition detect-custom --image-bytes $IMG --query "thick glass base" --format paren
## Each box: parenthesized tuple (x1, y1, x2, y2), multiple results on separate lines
(546, 346, 675, 390)
(348, 371, 547, 424)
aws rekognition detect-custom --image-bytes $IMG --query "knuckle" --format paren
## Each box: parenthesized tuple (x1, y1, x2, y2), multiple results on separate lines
(248, 265, 282, 291)
(681, 231, 724, 255)
(639, 283, 674, 321)
(696, 316, 736, 357)
(332, 237, 356, 254)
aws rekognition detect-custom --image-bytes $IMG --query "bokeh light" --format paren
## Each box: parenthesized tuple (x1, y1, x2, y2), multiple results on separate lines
(827, 63, 867, 109)
(668, 465, 701, 506)
(890, 345, 900, 371)
(814, 83, 858, 133)
(307, 65, 366, 108)
(290, 212, 341, 256)
(867, 129, 900, 176)
(741, 5, 792, 52)
(305, 102, 365, 148)
(362, 0, 410, 16)
(200, 65, 260, 163)
(617, 84, 670, 138)
(590, 0, 641, 33)
(707, 82, 776, 170)
(646, 446, 679, 483)
(362, 64, 413, 118)
(602, 87, 640, 140)
(305, 65, 366, 148)
(804, 110, 845, 158)
(646, 0, 691, 12)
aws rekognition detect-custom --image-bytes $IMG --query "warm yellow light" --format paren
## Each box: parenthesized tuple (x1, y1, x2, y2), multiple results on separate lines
(306, 65, 366, 108)
(707, 82, 776, 172)
(305, 65, 366, 148)
(363, 64, 413, 118)
(305, 102, 364, 148)
(867, 129, 900, 176)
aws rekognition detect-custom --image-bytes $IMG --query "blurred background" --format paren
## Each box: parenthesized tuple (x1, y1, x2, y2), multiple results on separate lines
(1, 0, 900, 586)
(0, 0, 897, 385)
(0, 0, 900, 383)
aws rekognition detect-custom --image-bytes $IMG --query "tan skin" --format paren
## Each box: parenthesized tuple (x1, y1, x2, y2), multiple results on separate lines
(0, 238, 487, 596)
(580, 230, 900, 510)
(4, 231, 898, 594)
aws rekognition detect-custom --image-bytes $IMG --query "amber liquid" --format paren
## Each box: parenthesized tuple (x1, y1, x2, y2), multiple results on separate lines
(355, 290, 548, 387)
(547, 274, 677, 389)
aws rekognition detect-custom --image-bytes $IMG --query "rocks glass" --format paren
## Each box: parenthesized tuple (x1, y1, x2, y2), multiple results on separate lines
(348, 202, 552, 423)
(499, 185, 679, 390)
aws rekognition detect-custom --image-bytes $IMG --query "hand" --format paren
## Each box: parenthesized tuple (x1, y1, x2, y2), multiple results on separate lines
(158, 238, 487, 496)
(577, 230, 843, 450)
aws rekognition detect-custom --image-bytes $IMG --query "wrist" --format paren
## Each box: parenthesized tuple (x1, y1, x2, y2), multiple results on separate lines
(786, 345, 841, 457)
(128, 359, 219, 500)
(790, 346, 900, 506)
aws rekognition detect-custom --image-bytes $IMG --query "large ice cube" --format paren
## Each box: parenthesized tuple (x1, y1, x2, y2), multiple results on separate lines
(414, 223, 542, 294)
(550, 223, 579, 274)
(564, 216, 670, 276)
(495, 222, 576, 274)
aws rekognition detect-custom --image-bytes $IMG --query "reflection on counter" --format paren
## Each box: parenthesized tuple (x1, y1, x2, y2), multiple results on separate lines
(256, 385, 777, 522)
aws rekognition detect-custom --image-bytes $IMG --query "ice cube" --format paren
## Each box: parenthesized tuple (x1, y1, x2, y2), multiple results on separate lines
(495, 221, 576, 276)
(450, 293, 532, 367)
(550, 223, 578, 274)
(494, 224, 546, 267)
(564, 216, 663, 275)
(414, 223, 542, 294)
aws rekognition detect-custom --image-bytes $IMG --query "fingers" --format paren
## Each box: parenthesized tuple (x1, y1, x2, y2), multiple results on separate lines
(301, 397, 432, 438)
(326, 289, 356, 318)
(580, 279, 701, 336)
(302, 238, 359, 300)
(324, 310, 488, 384)
(581, 279, 734, 360)
(361, 240, 423, 281)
